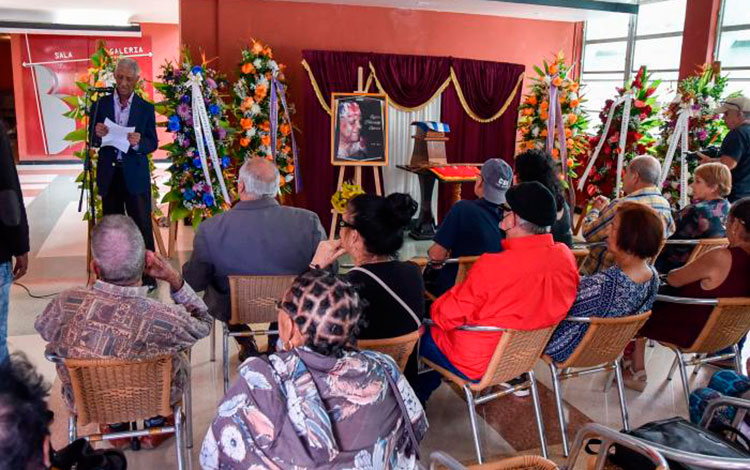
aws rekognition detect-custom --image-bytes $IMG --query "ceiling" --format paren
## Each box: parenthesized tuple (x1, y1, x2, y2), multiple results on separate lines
(0, 0, 638, 28)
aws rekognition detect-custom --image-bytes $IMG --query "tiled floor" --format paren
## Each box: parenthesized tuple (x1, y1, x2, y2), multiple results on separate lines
(7, 164, 749, 469)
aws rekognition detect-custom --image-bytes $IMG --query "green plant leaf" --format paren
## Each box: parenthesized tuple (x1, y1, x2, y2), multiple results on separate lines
(64, 128, 87, 142)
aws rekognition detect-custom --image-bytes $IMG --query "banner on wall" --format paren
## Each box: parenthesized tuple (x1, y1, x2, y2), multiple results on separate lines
(19, 34, 153, 158)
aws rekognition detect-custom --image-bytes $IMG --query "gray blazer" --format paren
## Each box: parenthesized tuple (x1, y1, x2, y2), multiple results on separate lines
(183, 198, 327, 322)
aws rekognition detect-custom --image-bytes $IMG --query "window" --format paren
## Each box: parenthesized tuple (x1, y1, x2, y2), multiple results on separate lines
(717, 0, 750, 97)
(581, 0, 687, 125)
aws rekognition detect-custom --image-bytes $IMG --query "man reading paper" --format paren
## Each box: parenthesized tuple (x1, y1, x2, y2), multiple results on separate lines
(91, 58, 158, 288)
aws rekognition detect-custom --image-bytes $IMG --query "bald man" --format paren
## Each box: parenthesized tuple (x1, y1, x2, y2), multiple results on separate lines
(183, 158, 327, 358)
(581, 155, 675, 274)
(91, 58, 158, 286)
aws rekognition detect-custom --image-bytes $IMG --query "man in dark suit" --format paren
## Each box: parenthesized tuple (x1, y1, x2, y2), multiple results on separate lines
(183, 157, 327, 358)
(90, 58, 158, 261)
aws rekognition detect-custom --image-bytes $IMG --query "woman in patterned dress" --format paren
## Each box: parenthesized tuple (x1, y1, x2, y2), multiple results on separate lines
(655, 162, 732, 273)
(200, 269, 427, 470)
(544, 202, 663, 363)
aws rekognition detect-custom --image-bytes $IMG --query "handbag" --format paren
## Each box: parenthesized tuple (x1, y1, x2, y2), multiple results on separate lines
(588, 417, 750, 470)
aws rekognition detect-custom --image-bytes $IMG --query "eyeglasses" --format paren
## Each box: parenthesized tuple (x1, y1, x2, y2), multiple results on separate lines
(338, 219, 356, 229)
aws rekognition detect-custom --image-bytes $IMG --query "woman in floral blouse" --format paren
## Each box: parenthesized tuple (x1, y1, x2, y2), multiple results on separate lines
(655, 162, 732, 273)
(200, 269, 428, 470)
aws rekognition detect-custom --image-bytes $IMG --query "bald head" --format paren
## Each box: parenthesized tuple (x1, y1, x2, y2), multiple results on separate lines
(239, 158, 279, 200)
(625, 155, 662, 194)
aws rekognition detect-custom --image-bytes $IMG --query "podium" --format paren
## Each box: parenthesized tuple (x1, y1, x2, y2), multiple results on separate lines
(398, 121, 480, 240)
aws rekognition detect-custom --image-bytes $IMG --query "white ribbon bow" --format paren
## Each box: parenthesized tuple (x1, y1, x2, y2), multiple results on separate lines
(578, 91, 634, 197)
(188, 71, 229, 205)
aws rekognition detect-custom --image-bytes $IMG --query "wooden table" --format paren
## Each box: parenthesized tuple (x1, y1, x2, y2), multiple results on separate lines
(397, 164, 480, 240)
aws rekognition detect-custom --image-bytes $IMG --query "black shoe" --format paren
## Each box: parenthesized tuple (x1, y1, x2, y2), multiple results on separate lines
(142, 275, 157, 293)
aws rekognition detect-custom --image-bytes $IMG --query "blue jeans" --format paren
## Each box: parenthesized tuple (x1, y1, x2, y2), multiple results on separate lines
(415, 327, 475, 404)
(0, 261, 11, 364)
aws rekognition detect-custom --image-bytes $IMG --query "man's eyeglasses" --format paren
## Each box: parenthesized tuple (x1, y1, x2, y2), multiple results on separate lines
(338, 219, 356, 229)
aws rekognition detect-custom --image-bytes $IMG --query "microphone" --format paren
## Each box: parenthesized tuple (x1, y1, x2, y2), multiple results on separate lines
(87, 86, 114, 93)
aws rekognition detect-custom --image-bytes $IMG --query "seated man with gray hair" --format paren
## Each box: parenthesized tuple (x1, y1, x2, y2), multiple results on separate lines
(183, 157, 327, 359)
(35, 215, 210, 446)
(581, 155, 676, 274)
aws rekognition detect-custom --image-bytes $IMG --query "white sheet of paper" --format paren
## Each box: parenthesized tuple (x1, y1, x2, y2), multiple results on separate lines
(101, 117, 135, 153)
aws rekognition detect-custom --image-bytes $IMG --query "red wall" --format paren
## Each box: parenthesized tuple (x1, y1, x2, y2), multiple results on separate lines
(180, 0, 581, 129)
(10, 23, 178, 161)
(679, 0, 721, 79)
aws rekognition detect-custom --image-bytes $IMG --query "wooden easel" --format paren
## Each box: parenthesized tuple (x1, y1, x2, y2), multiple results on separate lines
(329, 67, 385, 240)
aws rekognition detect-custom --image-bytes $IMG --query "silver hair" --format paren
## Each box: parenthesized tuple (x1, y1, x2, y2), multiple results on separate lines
(116, 58, 140, 76)
(629, 155, 661, 185)
(517, 217, 550, 235)
(91, 215, 145, 284)
(239, 159, 279, 198)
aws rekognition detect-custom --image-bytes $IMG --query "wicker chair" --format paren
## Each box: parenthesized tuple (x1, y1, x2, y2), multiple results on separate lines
(650, 295, 750, 407)
(571, 248, 590, 270)
(410, 256, 480, 301)
(429, 451, 558, 470)
(685, 238, 729, 264)
(358, 329, 422, 372)
(224, 274, 296, 391)
(421, 322, 556, 463)
(53, 354, 189, 470)
(541, 311, 652, 457)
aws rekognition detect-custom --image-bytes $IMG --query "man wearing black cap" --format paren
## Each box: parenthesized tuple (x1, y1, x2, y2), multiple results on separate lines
(417, 182, 580, 402)
(426, 158, 513, 296)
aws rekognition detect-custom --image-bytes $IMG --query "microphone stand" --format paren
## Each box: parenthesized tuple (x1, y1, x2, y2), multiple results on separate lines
(78, 89, 103, 224)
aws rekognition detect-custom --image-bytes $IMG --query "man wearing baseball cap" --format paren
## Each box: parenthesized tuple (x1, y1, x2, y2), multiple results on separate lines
(699, 96, 750, 201)
(426, 158, 513, 296)
(417, 182, 580, 403)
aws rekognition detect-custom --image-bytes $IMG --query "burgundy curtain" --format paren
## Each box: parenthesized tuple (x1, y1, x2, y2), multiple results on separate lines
(301, 50, 370, 230)
(439, 58, 524, 219)
(300, 51, 524, 228)
(368, 54, 450, 108)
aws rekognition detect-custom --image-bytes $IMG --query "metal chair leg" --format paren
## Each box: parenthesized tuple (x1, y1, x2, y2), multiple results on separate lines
(548, 363, 569, 457)
(733, 344, 742, 374)
(529, 370, 549, 459)
(222, 323, 230, 393)
(174, 405, 186, 470)
(676, 353, 692, 408)
(614, 359, 630, 432)
(692, 354, 705, 376)
(68, 414, 77, 444)
(667, 356, 679, 381)
(463, 385, 483, 464)
(209, 319, 216, 362)
(184, 363, 193, 448)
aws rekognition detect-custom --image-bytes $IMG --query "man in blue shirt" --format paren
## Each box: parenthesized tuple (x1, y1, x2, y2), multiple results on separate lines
(426, 158, 512, 296)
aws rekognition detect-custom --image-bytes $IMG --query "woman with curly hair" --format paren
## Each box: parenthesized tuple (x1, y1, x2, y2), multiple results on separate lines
(200, 269, 427, 470)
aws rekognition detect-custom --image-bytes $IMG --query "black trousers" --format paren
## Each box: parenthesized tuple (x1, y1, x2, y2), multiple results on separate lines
(101, 167, 155, 251)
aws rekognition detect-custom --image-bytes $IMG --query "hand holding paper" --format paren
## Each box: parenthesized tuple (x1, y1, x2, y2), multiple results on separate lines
(101, 117, 136, 153)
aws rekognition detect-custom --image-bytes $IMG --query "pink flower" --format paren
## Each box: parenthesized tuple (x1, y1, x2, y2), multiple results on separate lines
(176, 103, 190, 119)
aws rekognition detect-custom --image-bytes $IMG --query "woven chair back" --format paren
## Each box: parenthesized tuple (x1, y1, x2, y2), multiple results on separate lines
(65, 356, 173, 426)
(686, 297, 750, 353)
(228, 275, 296, 325)
(571, 248, 589, 270)
(454, 256, 480, 285)
(686, 238, 729, 264)
(358, 329, 421, 371)
(556, 311, 651, 369)
(473, 326, 556, 391)
(467, 454, 559, 470)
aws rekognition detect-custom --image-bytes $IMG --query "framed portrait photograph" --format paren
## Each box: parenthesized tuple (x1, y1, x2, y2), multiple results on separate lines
(331, 93, 389, 166)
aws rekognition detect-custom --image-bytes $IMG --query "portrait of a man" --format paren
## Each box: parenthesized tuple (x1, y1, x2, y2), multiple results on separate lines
(331, 93, 388, 166)
(336, 101, 366, 161)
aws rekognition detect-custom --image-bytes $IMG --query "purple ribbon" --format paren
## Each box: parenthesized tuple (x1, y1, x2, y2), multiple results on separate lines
(545, 78, 569, 174)
(270, 76, 302, 192)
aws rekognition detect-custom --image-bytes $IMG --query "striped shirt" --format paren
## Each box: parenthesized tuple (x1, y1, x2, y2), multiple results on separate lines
(581, 186, 675, 274)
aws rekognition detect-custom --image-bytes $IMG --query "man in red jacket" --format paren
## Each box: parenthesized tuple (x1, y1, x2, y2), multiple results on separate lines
(417, 181, 580, 403)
